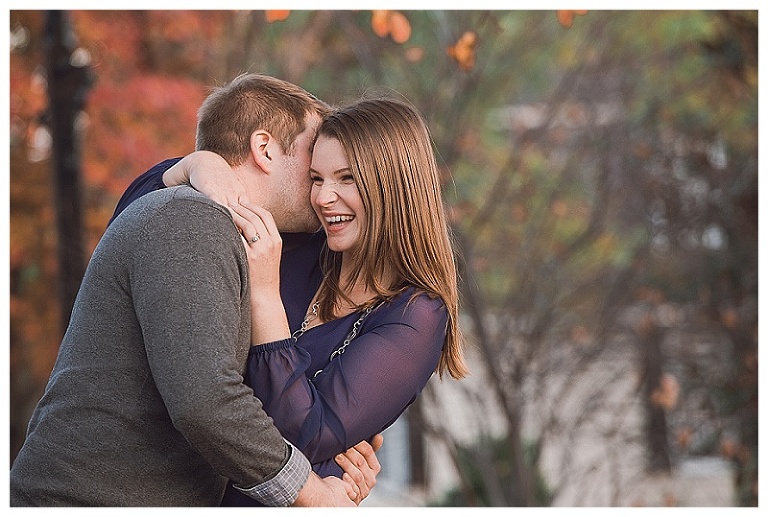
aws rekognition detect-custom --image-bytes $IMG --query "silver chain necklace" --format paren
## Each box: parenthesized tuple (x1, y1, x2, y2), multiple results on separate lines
(292, 302, 320, 341)
(292, 300, 382, 377)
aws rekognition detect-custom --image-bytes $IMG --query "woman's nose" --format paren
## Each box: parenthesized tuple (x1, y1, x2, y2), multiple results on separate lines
(315, 183, 339, 206)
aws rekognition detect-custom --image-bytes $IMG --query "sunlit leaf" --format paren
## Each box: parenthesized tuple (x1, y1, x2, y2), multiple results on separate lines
(447, 31, 477, 72)
(265, 10, 290, 23)
(676, 428, 692, 449)
(650, 373, 680, 411)
(556, 10, 588, 29)
(371, 10, 389, 37)
(719, 438, 736, 458)
(389, 11, 411, 43)
(371, 10, 411, 43)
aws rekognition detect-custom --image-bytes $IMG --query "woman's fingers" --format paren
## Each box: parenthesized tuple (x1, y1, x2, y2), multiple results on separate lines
(352, 443, 379, 492)
(335, 438, 382, 504)
(229, 202, 283, 296)
(229, 203, 269, 244)
(238, 201, 280, 237)
(229, 202, 281, 243)
(370, 433, 384, 452)
(336, 454, 367, 504)
(342, 473, 362, 505)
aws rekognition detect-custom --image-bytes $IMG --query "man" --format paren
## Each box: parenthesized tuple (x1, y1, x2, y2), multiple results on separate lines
(10, 74, 379, 507)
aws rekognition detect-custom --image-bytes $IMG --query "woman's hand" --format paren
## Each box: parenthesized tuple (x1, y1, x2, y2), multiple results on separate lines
(163, 151, 248, 210)
(335, 434, 384, 504)
(229, 201, 291, 344)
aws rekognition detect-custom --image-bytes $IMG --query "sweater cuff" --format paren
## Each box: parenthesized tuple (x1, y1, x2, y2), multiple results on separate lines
(232, 439, 311, 506)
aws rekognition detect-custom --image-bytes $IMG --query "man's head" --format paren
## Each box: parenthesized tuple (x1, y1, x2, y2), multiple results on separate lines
(196, 73, 329, 232)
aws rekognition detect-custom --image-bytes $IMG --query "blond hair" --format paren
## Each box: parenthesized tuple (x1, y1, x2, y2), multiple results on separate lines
(196, 73, 330, 166)
(316, 98, 467, 379)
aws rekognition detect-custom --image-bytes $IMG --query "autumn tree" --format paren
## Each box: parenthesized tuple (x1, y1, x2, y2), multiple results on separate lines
(43, 10, 93, 329)
(9, 10, 757, 506)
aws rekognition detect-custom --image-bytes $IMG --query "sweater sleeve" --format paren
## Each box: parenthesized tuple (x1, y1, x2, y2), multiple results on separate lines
(129, 190, 305, 494)
(245, 291, 447, 471)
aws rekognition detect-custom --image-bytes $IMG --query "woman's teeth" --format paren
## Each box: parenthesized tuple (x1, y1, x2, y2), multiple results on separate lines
(326, 215, 354, 224)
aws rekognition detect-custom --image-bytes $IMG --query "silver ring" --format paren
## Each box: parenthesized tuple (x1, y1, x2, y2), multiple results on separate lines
(250, 234, 260, 243)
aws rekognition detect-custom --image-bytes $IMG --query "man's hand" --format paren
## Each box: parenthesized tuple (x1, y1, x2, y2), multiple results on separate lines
(292, 472, 356, 507)
(335, 434, 384, 505)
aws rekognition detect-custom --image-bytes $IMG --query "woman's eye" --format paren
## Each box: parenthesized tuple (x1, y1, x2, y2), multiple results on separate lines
(340, 175, 355, 184)
(310, 176, 322, 185)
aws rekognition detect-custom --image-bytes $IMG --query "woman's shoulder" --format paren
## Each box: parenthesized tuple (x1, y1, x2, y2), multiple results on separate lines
(374, 287, 447, 323)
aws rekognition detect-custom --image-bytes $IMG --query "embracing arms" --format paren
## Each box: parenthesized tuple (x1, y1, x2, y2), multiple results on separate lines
(109, 155, 381, 503)
(110, 152, 243, 225)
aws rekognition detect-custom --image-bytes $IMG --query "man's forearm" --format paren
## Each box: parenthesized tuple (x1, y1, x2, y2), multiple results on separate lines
(234, 441, 312, 506)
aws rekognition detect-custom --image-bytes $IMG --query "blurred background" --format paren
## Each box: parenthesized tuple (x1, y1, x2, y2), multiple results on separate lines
(8, 10, 758, 507)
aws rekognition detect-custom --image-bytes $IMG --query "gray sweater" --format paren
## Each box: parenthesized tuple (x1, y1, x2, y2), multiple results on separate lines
(10, 186, 306, 506)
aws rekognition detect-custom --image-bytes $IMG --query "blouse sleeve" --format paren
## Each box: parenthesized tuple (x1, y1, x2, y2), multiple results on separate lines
(245, 291, 447, 467)
(108, 157, 182, 226)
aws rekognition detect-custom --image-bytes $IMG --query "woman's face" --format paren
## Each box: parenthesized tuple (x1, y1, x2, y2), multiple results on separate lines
(309, 134, 365, 254)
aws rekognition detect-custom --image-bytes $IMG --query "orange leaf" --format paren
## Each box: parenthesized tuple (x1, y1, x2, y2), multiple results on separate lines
(447, 31, 477, 72)
(676, 428, 692, 449)
(265, 10, 290, 23)
(371, 10, 411, 43)
(556, 10, 587, 29)
(389, 11, 411, 44)
(371, 10, 391, 38)
(720, 438, 736, 458)
(650, 373, 680, 411)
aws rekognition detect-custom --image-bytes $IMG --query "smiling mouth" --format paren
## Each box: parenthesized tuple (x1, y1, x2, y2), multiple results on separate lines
(325, 215, 355, 225)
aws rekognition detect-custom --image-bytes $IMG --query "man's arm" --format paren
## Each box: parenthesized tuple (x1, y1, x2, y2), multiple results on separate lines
(128, 191, 310, 504)
(292, 472, 355, 507)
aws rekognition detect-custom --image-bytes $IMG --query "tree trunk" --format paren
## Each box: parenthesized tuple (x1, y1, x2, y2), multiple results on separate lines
(453, 227, 536, 505)
(407, 399, 427, 489)
(44, 10, 93, 331)
(640, 323, 672, 473)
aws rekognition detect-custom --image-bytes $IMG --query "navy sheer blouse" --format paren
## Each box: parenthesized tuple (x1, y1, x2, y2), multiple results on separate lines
(110, 160, 447, 502)
(248, 288, 445, 477)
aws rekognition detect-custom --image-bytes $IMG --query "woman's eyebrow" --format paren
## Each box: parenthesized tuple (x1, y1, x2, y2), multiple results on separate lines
(309, 166, 353, 175)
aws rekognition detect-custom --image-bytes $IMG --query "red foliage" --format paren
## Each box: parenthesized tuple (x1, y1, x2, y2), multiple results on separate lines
(9, 12, 210, 434)
(84, 74, 205, 195)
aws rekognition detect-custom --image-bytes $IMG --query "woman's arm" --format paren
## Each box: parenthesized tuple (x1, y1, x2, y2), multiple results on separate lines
(164, 151, 249, 209)
(110, 151, 247, 225)
(229, 202, 292, 345)
(246, 291, 446, 469)
(232, 203, 442, 467)
(109, 157, 181, 225)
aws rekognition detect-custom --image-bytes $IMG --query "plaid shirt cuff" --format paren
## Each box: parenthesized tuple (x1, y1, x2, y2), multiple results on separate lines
(233, 439, 311, 506)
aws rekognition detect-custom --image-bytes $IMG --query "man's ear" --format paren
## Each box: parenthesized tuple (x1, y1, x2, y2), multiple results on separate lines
(250, 130, 275, 173)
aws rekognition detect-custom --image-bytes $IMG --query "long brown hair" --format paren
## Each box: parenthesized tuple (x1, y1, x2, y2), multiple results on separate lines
(315, 97, 467, 379)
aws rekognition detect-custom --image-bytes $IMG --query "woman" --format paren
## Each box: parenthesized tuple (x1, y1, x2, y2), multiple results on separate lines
(115, 97, 468, 505)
